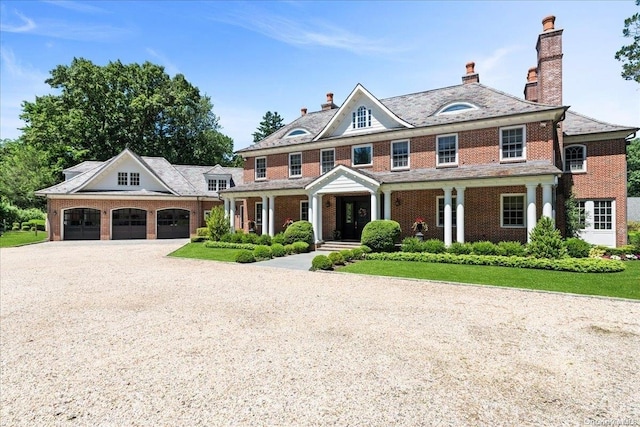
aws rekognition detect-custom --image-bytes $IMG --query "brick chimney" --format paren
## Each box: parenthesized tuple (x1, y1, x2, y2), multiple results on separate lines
(462, 61, 480, 84)
(321, 92, 338, 110)
(523, 66, 538, 102)
(301, 107, 307, 116)
(536, 15, 563, 105)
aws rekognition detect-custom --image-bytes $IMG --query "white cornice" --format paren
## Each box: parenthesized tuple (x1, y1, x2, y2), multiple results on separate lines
(45, 194, 199, 201)
(563, 130, 636, 144)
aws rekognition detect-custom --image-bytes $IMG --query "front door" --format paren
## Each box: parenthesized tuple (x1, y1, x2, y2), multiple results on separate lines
(341, 197, 371, 241)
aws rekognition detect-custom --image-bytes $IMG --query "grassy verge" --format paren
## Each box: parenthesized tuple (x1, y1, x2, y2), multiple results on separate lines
(0, 231, 48, 248)
(168, 242, 242, 262)
(338, 260, 640, 300)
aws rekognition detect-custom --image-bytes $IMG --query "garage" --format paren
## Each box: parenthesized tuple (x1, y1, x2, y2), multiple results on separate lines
(157, 209, 190, 239)
(63, 208, 101, 240)
(112, 208, 147, 240)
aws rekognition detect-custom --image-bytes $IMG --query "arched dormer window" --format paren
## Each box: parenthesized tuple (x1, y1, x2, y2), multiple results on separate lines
(352, 105, 372, 129)
(564, 145, 586, 172)
(436, 102, 478, 115)
(285, 128, 310, 138)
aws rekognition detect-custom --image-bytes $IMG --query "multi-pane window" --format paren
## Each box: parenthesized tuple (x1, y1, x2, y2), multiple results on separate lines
(500, 126, 525, 160)
(593, 200, 613, 230)
(437, 196, 457, 227)
(391, 140, 409, 169)
(208, 179, 228, 192)
(352, 106, 371, 129)
(300, 201, 309, 221)
(437, 134, 458, 166)
(255, 157, 266, 180)
(321, 149, 335, 174)
(565, 145, 586, 172)
(501, 194, 525, 227)
(117, 172, 128, 186)
(255, 202, 263, 226)
(289, 153, 302, 177)
(217, 180, 227, 191)
(352, 144, 372, 166)
(208, 179, 216, 191)
(129, 172, 140, 186)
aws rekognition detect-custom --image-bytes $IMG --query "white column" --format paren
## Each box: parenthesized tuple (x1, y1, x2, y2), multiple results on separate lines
(307, 195, 312, 223)
(526, 184, 538, 242)
(455, 187, 465, 243)
(443, 187, 453, 247)
(261, 195, 267, 235)
(268, 195, 275, 236)
(312, 193, 319, 243)
(370, 192, 378, 221)
(229, 197, 235, 231)
(383, 190, 391, 220)
(542, 184, 553, 222)
(223, 198, 229, 220)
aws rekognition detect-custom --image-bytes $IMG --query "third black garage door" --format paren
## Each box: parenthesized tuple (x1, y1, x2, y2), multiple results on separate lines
(112, 208, 147, 239)
(157, 209, 190, 239)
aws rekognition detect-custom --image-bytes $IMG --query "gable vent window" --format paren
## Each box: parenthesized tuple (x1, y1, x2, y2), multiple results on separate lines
(437, 102, 478, 115)
(130, 172, 140, 186)
(352, 106, 372, 129)
(286, 129, 309, 138)
(118, 172, 128, 186)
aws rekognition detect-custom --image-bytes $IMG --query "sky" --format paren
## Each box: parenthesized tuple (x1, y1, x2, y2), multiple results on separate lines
(1, 1, 639, 151)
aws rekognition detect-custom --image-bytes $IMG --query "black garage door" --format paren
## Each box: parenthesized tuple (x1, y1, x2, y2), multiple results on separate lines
(64, 208, 100, 240)
(157, 209, 190, 239)
(112, 208, 147, 240)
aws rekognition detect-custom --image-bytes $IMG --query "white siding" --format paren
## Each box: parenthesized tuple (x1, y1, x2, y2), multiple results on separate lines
(86, 157, 167, 192)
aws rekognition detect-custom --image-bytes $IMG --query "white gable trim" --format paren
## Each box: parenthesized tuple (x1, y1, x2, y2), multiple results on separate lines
(313, 83, 414, 142)
(74, 149, 177, 195)
(305, 164, 380, 194)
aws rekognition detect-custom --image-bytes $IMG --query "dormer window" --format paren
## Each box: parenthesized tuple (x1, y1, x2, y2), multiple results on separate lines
(352, 106, 372, 129)
(285, 128, 310, 138)
(207, 178, 229, 192)
(436, 102, 478, 115)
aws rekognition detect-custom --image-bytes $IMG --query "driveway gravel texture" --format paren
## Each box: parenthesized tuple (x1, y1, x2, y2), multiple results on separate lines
(1, 241, 639, 426)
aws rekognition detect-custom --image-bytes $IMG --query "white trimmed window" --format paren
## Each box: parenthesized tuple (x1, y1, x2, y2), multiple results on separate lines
(255, 202, 263, 226)
(208, 179, 216, 191)
(207, 179, 228, 192)
(130, 172, 140, 186)
(321, 149, 335, 174)
(564, 145, 586, 172)
(285, 128, 310, 138)
(117, 172, 128, 186)
(437, 102, 478, 115)
(255, 157, 267, 180)
(352, 106, 372, 129)
(300, 200, 309, 221)
(391, 140, 409, 170)
(352, 144, 373, 166)
(593, 200, 613, 230)
(437, 134, 458, 166)
(218, 180, 227, 191)
(289, 152, 302, 177)
(500, 126, 526, 161)
(501, 194, 526, 228)
(437, 196, 457, 227)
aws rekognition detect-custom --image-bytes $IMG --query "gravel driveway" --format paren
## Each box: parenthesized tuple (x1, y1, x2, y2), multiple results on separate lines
(1, 241, 639, 426)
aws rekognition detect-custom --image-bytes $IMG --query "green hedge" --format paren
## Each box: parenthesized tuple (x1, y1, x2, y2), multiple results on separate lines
(365, 252, 625, 273)
(204, 241, 256, 250)
(311, 255, 333, 271)
(235, 250, 256, 263)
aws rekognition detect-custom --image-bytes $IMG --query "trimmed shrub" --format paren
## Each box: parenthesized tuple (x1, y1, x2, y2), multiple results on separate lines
(448, 242, 472, 255)
(328, 252, 345, 266)
(628, 232, 640, 251)
(292, 241, 310, 253)
(284, 244, 295, 255)
(422, 239, 446, 254)
(565, 237, 592, 258)
(606, 245, 638, 256)
(311, 255, 333, 271)
(220, 232, 233, 242)
(242, 233, 259, 244)
(339, 249, 353, 262)
(230, 232, 244, 243)
(21, 223, 31, 231)
(527, 217, 567, 259)
(471, 241, 499, 256)
(235, 250, 256, 263)
(190, 235, 207, 243)
(257, 234, 272, 246)
(497, 241, 526, 257)
(284, 221, 314, 246)
(360, 220, 401, 252)
(204, 241, 256, 250)
(12, 222, 20, 231)
(272, 232, 286, 245)
(360, 245, 372, 254)
(206, 205, 230, 241)
(25, 219, 45, 231)
(401, 237, 423, 253)
(351, 247, 364, 260)
(589, 246, 606, 258)
(628, 221, 640, 232)
(253, 245, 273, 260)
(196, 227, 209, 237)
(271, 243, 286, 257)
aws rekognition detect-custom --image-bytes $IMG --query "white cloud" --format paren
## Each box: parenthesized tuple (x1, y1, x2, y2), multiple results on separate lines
(0, 9, 36, 33)
(42, 0, 109, 14)
(146, 48, 181, 76)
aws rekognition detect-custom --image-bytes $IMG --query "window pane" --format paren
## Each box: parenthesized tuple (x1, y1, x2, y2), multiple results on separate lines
(218, 180, 227, 191)
(501, 128, 524, 159)
(256, 203, 263, 225)
(593, 201, 612, 230)
(321, 150, 334, 174)
(256, 158, 266, 179)
(392, 141, 409, 168)
(353, 146, 372, 165)
(130, 172, 140, 186)
(437, 197, 457, 227)
(290, 154, 302, 176)
(300, 201, 309, 221)
(437, 136, 457, 164)
(118, 172, 128, 186)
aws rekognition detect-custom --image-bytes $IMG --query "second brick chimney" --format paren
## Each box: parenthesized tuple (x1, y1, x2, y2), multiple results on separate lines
(301, 107, 307, 116)
(523, 66, 538, 102)
(321, 92, 338, 110)
(462, 61, 480, 84)
(536, 15, 563, 105)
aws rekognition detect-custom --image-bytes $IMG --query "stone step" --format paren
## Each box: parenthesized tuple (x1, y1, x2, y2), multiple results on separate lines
(317, 241, 362, 252)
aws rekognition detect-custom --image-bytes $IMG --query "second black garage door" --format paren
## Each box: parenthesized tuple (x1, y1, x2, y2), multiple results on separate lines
(112, 208, 147, 240)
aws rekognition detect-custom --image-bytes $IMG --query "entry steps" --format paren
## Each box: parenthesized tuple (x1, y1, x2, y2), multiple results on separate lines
(316, 240, 362, 252)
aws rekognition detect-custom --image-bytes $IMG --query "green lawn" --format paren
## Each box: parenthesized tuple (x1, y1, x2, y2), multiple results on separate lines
(168, 242, 242, 262)
(0, 231, 48, 248)
(339, 259, 640, 300)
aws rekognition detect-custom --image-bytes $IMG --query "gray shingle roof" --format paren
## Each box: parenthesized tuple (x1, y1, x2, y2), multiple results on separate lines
(63, 161, 103, 173)
(563, 110, 638, 136)
(220, 177, 314, 193)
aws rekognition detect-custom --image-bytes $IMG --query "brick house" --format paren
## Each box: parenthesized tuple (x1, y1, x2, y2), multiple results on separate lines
(221, 16, 637, 248)
(36, 148, 242, 240)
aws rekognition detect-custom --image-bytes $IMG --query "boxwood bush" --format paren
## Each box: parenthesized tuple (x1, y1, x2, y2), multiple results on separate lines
(422, 239, 446, 254)
(351, 247, 364, 260)
(284, 221, 314, 246)
(471, 241, 499, 256)
(497, 241, 526, 257)
(401, 237, 423, 253)
(196, 227, 209, 237)
(339, 249, 353, 262)
(242, 233, 259, 244)
(257, 234, 272, 246)
(360, 220, 401, 252)
(272, 232, 286, 245)
(447, 242, 472, 255)
(328, 251, 345, 266)
(292, 241, 310, 253)
(311, 255, 333, 271)
(271, 243, 286, 257)
(235, 250, 256, 263)
(284, 244, 295, 255)
(253, 245, 273, 260)
(204, 241, 256, 250)
(565, 237, 592, 258)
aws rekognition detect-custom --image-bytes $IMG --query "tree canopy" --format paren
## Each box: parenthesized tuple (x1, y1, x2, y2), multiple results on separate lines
(615, 0, 640, 83)
(252, 111, 285, 142)
(20, 58, 236, 166)
(628, 138, 640, 197)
